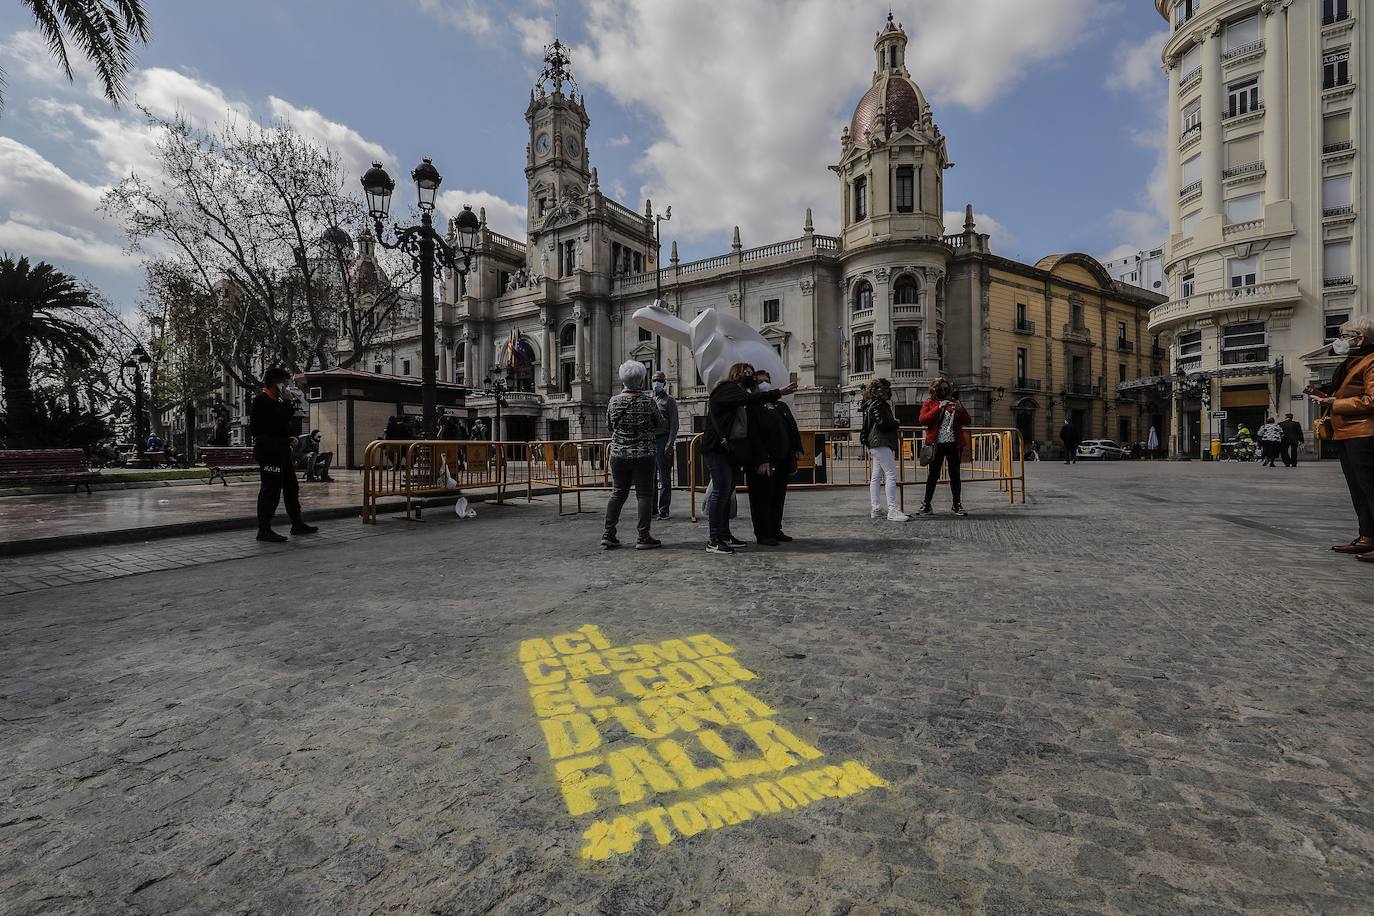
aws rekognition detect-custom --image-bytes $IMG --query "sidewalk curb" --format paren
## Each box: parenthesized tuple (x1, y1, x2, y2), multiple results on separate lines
(0, 489, 555, 558)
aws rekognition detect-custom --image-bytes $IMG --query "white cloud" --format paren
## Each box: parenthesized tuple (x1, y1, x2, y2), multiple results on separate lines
(943, 210, 1016, 253)
(606, 134, 631, 147)
(513, 14, 552, 55)
(437, 188, 527, 240)
(1108, 30, 1168, 94)
(571, 0, 1101, 248)
(415, 0, 495, 34)
(134, 67, 251, 126)
(0, 220, 131, 270)
(0, 30, 60, 84)
(267, 97, 395, 182)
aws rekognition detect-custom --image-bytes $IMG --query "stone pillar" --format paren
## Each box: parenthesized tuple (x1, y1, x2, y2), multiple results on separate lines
(1200, 23, 1224, 219)
(541, 312, 555, 388)
(1166, 56, 1183, 238)
(873, 267, 893, 376)
(1262, 1, 1288, 204)
(574, 304, 588, 382)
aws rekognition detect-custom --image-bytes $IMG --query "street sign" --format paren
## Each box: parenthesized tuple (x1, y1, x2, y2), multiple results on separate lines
(1209, 410, 1228, 420)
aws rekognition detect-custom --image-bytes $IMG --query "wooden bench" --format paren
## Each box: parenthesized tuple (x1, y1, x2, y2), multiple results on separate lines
(0, 449, 99, 493)
(201, 446, 258, 486)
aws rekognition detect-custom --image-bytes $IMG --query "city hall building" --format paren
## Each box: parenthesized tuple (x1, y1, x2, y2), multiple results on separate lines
(332, 14, 1166, 463)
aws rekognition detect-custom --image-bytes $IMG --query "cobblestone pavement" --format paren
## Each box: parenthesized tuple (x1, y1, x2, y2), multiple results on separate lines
(1, 462, 1371, 914)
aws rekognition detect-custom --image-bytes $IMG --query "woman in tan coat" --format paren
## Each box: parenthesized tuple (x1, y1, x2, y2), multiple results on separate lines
(1314, 318, 1374, 562)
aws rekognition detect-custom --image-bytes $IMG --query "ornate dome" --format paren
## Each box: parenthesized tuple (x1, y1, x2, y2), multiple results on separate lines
(849, 74, 927, 141)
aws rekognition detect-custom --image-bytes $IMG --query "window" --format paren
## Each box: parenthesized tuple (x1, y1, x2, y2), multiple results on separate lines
(1324, 0, 1350, 24)
(1229, 255, 1258, 287)
(888, 44, 897, 69)
(895, 327, 921, 370)
(853, 280, 874, 313)
(893, 276, 918, 305)
(1225, 192, 1264, 224)
(895, 166, 914, 213)
(1016, 347, 1027, 382)
(1070, 299, 1085, 329)
(1070, 355, 1087, 387)
(1227, 78, 1260, 118)
(1225, 133, 1262, 168)
(1323, 175, 1353, 213)
(611, 242, 622, 274)
(1225, 14, 1259, 52)
(1181, 153, 1202, 187)
(538, 197, 548, 217)
(1177, 329, 1203, 366)
(1181, 41, 1201, 77)
(853, 175, 868, 221)
(638, 325, 653, 342)
(1221, 321, 1268, 365)
(1181, 210, 1201, 238)
(1324, 240, 1353, 283)
(772, 343, 784, 363)
(402, 359, 411, 375)
(497, 270, 511, 292)
(1119, 363, 1128, 384)
(1324, 112, 1352, 150)
(1174, 0, 1197, 29)
(1323, 50, 1350, 89)
(1325, 311, 1350, 342)
(1182, 103, 1202, 138)
(762, 298, 781, 323)
(632, 252, 643, 273)
(852, 331, 873, 373)
(374, 363, 383, 374)
(1181, 272, 1195, 298)
(455, 342, 465, 385)
(936, 328, 945, 371)
(1117, 320, 1127, 342)
(560, 324, 576, 349)
(560, 360, 575, 394)
(1016, 302, 1028, 324)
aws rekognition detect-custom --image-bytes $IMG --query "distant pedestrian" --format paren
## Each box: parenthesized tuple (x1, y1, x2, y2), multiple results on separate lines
(601, 360, 666, 551)
(1060, 418, 1081, 464)
(1312, 319, 1374, 562)
(1147, 424, 1160, 459)
(917, 377, 972, 517)
(210, 416, 230, 447)
(749, 368, 804, 543)
(1257, 417, 1283, 466)
(1236, 424, 1256, 461)
(1028, 439, 1041, 462)
(700, 362, 796, 554)
(861, 378, 907, 522)
(251, 367, 317, 542)
(1278, 413, 1304, 467)
(651, 370, 679, 520)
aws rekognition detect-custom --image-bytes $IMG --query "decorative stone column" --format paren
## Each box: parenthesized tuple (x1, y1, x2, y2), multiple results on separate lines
(539, 309, 555, 388)
(573, 304, 588, 382)
(1261, 1, 1288, 204)
(1166, 54, 1183, 239)
(1201, 21, 1224, 219)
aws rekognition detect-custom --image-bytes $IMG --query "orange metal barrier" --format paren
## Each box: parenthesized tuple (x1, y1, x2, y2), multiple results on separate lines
(362, 439, 542, 523)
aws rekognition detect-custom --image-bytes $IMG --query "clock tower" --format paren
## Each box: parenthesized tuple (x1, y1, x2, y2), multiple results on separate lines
(524, 37, 591, 245)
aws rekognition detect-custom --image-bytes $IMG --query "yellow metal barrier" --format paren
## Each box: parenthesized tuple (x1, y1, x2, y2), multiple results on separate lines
(362, 439, 542, 523)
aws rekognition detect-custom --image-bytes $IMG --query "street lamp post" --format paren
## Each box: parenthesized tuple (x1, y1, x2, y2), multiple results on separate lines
(482, 367, 509, 446)
(651, 203, 671, 372)
(122, 344, 152, 463)
(361, 159, 479, 437)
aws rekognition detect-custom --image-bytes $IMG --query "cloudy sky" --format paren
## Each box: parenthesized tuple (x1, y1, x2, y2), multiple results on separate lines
(0, 0, 1169, 311)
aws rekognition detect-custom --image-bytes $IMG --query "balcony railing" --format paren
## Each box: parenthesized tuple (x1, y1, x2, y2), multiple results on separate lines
(1221, 347, 1270, 366)
(1324, 275, 1355, 288)
(1148, 277, 1302, 330)
(1223, 102, 1264, 123)
(1014, 317, 1036, 334)
(1011, 377, 1042, 392)
(1223, 160, 1264, 178)
(1324, 205, 1355, 218)
(1222, 39, 1264, 61)
(1179, 180, 1202, 199)
(1180, 124, 1202, 143)
(1116, 338, 1135, 353)
(1179, 66, 1203, 90)
(1064, 382, 1100, 397)
(1324, 140, 1353, 154)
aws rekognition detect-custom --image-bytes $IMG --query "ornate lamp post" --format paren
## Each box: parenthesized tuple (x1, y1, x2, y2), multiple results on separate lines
(122, 344, 152, 463)
(650, 202, 672, 372)
(482, 366, 509, 444)
(360, 159, 479, 436)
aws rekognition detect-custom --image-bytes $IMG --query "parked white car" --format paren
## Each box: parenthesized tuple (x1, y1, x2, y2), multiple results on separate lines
(1077, 439, 1128, 460)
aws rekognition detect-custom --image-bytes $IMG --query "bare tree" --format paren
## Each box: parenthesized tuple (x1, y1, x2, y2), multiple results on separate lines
(102, 111, 414, 390)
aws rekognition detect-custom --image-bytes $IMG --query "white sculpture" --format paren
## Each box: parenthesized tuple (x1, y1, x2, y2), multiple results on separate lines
(632, 302, 792, 406)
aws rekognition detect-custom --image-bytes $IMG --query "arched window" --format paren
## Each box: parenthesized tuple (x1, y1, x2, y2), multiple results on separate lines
(853, 280, 874, 313)
(560, 324, 576, 350)
(454, 341, 465, 385)
(894, 276, 918, 305)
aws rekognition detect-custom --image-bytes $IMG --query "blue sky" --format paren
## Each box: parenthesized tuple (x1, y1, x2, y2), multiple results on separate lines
(0, 1, 1170, 312)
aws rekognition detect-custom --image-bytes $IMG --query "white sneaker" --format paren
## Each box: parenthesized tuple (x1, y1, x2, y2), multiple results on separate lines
(870, 507, 884, 519)
(887, 508, 910, 522)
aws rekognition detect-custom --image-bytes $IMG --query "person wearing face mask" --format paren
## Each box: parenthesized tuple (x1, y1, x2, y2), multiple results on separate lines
(1313, 319, 1374, 561)
(651, 370, 679, 520)
(747, 369, 804, 544)
(917, 376, 972, 517)
(700, 362, 797, 554)
(861, 378, 908, 522)
(250, 367, 317, 542)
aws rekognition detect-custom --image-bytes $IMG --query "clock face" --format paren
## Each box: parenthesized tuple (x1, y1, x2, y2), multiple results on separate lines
(535, 132, 552, 156)
(563, 135, 581, 159)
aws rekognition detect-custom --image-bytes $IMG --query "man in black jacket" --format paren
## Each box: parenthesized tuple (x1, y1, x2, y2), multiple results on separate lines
(250, 367, 317, 542)
(1278, 412, 1305, 467)
(749, 369, 804, 544)
(1060, 419, 1081, 464)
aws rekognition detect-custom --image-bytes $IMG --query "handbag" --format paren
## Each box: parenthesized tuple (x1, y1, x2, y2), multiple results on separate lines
(918, 443, 934, 467)
(1314, 407, 1334, 440)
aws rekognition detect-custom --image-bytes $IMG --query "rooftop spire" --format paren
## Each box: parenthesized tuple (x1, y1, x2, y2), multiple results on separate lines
(535, 36, 578, 97)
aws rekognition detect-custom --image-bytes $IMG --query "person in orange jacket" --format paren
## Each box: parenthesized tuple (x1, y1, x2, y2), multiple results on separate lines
(917, 377, 973, 517)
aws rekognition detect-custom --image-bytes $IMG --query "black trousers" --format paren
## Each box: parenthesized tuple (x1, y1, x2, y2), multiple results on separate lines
(605, 455, 655, 540)
(1260, 441, 1281, 465)
(257, 454, 302, 531)
(1338, 438, 1374, 538)
(745, 467, 788, 539)
(1281, 441, 1300, 466)
(923, 442, 963, 506)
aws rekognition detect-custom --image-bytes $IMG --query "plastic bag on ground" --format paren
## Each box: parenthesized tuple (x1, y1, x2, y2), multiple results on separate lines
(454, 496, 477, 519)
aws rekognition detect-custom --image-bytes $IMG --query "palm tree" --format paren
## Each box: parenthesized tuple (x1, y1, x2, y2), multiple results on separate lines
(0, 255, 102, 445)
(2, 1, 150, 114)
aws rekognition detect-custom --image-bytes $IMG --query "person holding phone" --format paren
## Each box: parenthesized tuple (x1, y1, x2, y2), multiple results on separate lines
(1312, 319, 1374, 560)
(250, 367, 316, 542)
(917, 377, 972, 517)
